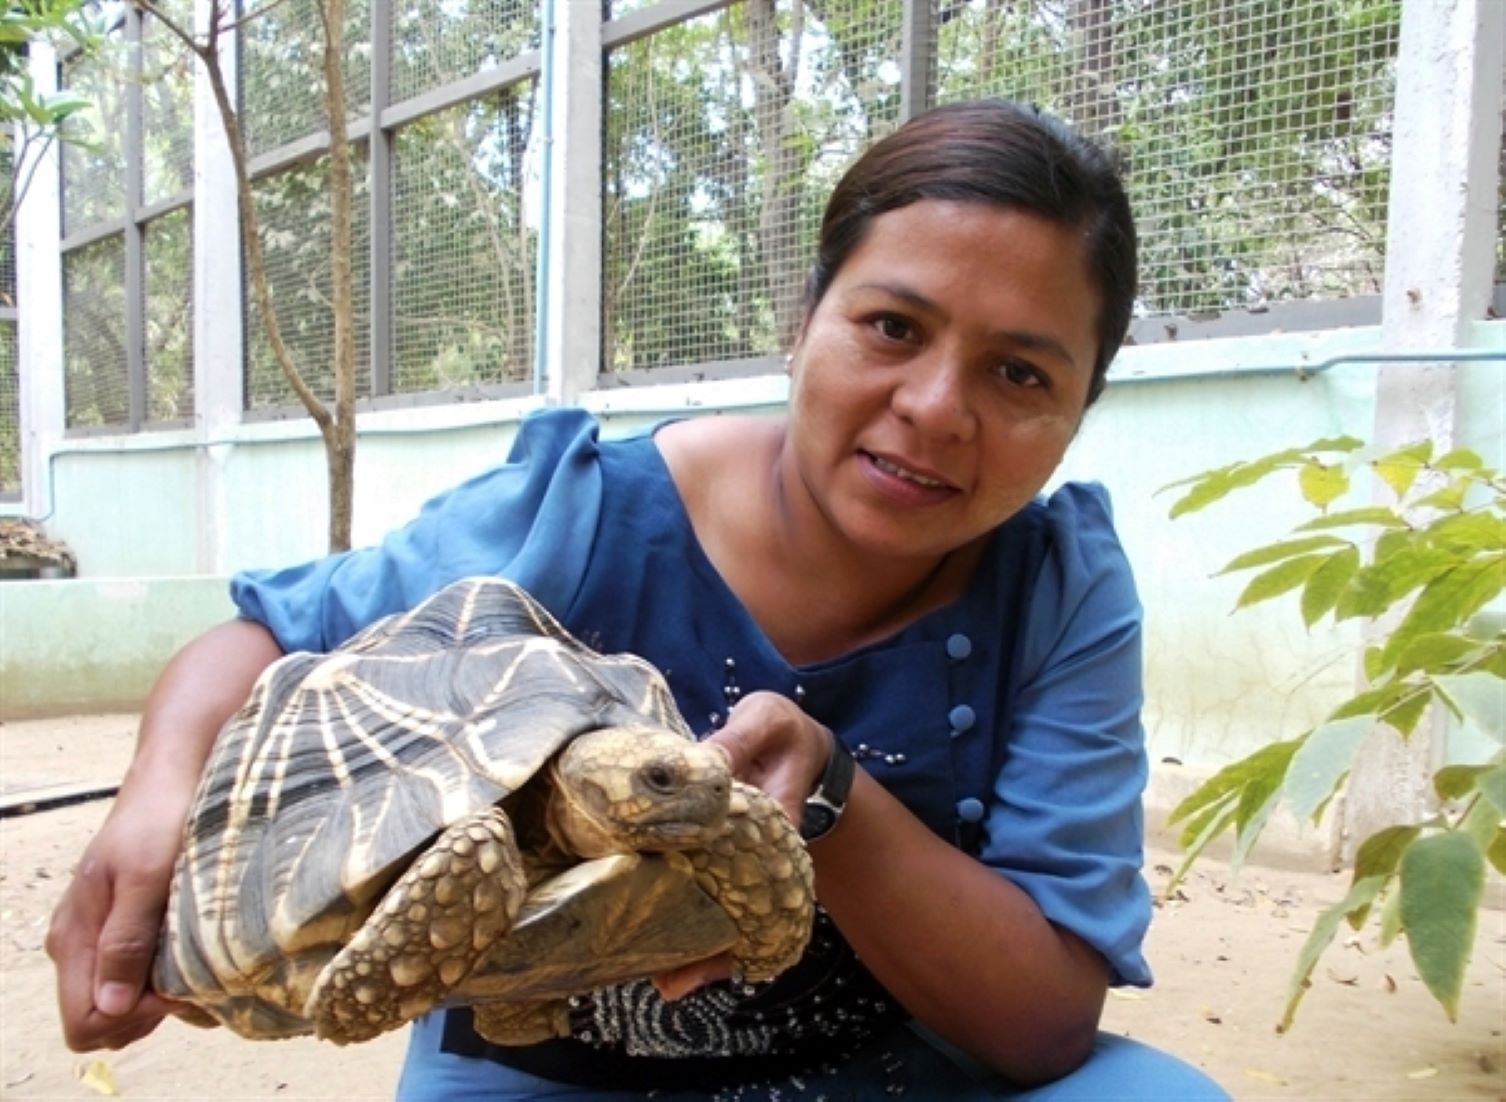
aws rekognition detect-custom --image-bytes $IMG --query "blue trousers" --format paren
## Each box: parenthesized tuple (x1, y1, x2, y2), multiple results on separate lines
(396, 1013, 1230, 1100)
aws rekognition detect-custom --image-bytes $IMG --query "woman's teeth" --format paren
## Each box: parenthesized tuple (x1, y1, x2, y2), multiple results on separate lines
(873, 455, 945, 488)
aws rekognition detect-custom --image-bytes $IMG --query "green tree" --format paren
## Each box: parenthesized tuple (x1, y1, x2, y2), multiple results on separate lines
(1, 0, 100, 236)
(1162, 438, 1505, 1029)
(140, 0, 360, 552)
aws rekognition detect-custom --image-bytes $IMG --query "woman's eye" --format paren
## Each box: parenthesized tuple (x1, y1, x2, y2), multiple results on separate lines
(873, 314, 914, 342)
(998, 360, 1046, 389)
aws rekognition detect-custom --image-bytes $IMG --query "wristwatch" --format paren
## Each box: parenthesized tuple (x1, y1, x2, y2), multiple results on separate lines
(799, 732, 855, 842)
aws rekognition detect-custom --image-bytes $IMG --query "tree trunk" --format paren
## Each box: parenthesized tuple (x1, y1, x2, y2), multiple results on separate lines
(745, 0, 805, 349)
(139, 0, 354, 553)
(321, 0, 356, 551)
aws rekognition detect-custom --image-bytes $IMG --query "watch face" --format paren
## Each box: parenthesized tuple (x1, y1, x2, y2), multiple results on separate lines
(801, 802, 839, 841)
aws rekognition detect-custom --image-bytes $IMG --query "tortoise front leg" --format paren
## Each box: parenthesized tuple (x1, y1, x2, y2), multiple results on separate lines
(686, 783, 814, 982)
(472, 997, 572, 1045)
(305, 806, 527, 1043)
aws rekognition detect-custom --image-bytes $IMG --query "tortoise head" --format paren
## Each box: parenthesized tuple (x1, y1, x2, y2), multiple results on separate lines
(546, 728, 731, 858)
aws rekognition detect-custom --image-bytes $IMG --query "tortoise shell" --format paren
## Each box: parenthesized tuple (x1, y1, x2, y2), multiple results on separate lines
(152, 576, 813, 1043)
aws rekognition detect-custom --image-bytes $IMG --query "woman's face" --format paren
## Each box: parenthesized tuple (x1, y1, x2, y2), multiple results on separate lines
(785, 199, 1101, 564)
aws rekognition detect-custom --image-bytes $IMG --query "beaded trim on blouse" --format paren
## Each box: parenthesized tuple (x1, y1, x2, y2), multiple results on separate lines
(566, 908, 902, 1067)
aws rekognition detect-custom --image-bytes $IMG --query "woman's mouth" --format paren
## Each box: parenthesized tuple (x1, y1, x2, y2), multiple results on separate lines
(862, 451, 957, 502)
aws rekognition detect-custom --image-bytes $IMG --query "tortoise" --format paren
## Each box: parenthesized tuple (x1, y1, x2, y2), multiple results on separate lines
(151, 576, 814, 1046)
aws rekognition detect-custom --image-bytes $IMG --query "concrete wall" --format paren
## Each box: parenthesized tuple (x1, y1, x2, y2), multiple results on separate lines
(0, 576, 234, 718)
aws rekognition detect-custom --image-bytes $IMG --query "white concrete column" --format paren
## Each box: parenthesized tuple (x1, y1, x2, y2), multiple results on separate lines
(191, 0, 243, 573)
(15, 43, 66, 522)
(1343, 0, 1505, 856)
(540, 0, 602, 405)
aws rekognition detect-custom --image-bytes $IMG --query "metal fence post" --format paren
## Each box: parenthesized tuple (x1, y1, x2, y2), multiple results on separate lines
(539, 0, 603, 405)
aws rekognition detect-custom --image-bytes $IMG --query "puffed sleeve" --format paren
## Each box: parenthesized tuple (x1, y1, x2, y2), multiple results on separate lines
(982, 482, 1153, 987)
(230, 408, 604, 653)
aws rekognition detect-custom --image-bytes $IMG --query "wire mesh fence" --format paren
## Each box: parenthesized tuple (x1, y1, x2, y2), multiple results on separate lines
(390, 0, 537, 104)
(239, 0, 373, 158)
(144, 206, 194, 422)
(391, 87, 538, 393)
(934, 0, 1402, 317)
(0, 320, 18, 497)
(40, 0, 1489, 430)
(603, 0, 905, 374)
(1, 147, 13, 310)
(63, 234, 130, 429)
(245, 151, 372, 411)
(141, 11, 195, 206)
(60, 44, 126, 238)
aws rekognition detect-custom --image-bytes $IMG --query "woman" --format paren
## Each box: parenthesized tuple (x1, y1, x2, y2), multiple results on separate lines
(49, 100, 1228, 1099)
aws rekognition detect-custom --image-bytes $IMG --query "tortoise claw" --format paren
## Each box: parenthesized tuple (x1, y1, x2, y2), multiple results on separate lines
(688, 782, 814, 982)
(305, 806, 527, 1043)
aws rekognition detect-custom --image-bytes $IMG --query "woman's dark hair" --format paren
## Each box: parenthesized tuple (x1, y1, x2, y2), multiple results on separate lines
(804, 99, 1137, 408)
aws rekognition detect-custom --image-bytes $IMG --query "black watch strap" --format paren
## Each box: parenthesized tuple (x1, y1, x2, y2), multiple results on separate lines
(799, 733, 855, 841)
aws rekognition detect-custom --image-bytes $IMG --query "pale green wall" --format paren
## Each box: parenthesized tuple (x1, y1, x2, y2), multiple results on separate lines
(15, 329, 1505, 756)
(0, 577, 234, 718)
(1058, 361, 1382, 769)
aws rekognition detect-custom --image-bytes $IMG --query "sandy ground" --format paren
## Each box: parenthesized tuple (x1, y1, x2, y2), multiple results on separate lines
(1, 714, 1502, 1100)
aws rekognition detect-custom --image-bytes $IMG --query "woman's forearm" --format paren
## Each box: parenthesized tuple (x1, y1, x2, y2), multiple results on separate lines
(123, 618, 284, 812)
(812, 770, 1108, 1084)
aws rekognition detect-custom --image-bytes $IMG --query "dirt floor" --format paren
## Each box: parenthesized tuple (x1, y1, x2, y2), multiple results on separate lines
(1, 714, 1502, 1100)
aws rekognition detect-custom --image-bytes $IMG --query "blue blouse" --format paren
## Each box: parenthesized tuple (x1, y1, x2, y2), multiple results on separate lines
(231, 407, 1152, 1081)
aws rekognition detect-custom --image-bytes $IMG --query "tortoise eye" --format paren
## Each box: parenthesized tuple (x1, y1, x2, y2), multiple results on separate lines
(644, 763, 677, 793)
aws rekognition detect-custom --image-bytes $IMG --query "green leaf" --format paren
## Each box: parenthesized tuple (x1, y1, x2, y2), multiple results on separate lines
(1285, 716, 1372, 823)
(1164, 799, 1239, 900)
(1380, 683, 1434, 737)
(1374, 528, 1415, 563)
(1304, 435, 1365, 454)
(1301, 546, 1360, 626)
(1164, 446, 1316, 518)
(1434, 448, 1484, 472)
(1412, 479, 1468, 511)
(1459, 798, 1500, 852)
(1226, 744, 1296, 874)
(1235, 554, 1331, 610)
(1278, 875, 1385, 1032)
(1363, 645, 1386, 682)
(1354, 824, 1423, 883)
(1426, 513, 1506, 555)
(1335, 546, 1453, 621)
(1379, 880, 1403, 946)
(1433, 673, 1506, 743)
(1166, 738, 1303, 827)
(1434, 764, 1493, 802)
(1295, 507, 1407, 532)
(1165, 450, 1305, 519)
(1393, 632, 1487, 678)
(1299, 460, 1349, 508)
(1488, 829, 1506, 877)
(1374, 441, 1433, 499)
(1219, 536, 1347, 574)
(1399, 831, 1485, 1021)
(1476, 764, 1506, 817)
(1331, 677, 1432, 735)
(1175, 792, 1236, 850)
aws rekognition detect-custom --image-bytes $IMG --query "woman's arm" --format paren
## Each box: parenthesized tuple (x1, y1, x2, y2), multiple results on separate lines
(47, 618, 284, 1051)
(709, 692, 1107, 1085)
(814, 767, 1108, 1083)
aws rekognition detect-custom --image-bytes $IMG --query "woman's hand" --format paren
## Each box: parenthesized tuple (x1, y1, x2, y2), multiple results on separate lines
(47, 618, 284, 1051)
(651, 691, 831, 1000)
(701, 690, 834, 827)
(46, 788, 193, 1050)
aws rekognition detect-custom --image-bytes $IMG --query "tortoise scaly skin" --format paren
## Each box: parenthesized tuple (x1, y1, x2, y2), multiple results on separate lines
(151, 577, 814, 1045)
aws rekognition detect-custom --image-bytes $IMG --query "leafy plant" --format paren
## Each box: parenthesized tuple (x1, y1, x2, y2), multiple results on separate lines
(1, 0, 105, 238)
(1161, 436, 1504, 1030)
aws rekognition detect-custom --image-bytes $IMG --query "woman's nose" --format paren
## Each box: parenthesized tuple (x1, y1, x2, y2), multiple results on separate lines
(891, 351, 977, 443)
